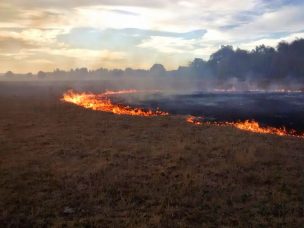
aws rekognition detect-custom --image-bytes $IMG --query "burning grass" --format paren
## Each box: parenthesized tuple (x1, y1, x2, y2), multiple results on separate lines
(62, 90, 304, 139)
(186, 116, 203, 125)
(62, 90, 168, 116)
(185, 116, 304, 139)
(232, 120, 291, 136)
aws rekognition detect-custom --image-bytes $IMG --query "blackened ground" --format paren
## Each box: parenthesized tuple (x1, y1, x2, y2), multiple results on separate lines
(120, 92, 304, 133)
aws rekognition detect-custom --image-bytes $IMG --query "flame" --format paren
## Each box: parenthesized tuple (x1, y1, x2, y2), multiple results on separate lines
(231, 120, 304, 138)
(62, 90, 168, 116)
(186, 116, 202, 125)
(185, 117, 303, 138)
(61, 89, 303, 138)
(232, 120, 289, 136)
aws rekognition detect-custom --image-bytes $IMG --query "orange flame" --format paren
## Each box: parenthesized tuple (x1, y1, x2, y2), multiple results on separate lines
(61, 90, 303, 138)
(231, 120, 304, 138)
(62, 90, 168, 116)
(186, 116, 202, 125)
(232, 120, 289, 136)
(185, 117, 303, 138)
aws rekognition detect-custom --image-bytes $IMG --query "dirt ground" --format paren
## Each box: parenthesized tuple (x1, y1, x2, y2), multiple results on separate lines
(0, 82, 304, 227)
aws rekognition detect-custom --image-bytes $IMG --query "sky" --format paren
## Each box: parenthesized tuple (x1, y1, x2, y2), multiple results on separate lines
(1, 0, 304, 73)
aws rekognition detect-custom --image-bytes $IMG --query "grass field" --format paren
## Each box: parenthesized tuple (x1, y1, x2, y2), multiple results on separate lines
(0, 82, 304, 227)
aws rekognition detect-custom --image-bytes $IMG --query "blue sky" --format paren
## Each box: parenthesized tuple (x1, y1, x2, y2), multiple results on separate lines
(0, 0, 304, 73)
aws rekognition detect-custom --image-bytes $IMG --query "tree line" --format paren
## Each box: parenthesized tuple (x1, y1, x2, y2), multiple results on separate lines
(3, 38, 304, 89)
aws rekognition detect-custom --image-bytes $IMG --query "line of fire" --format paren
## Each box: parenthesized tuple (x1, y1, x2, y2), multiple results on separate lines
(62, 90, 304, 139)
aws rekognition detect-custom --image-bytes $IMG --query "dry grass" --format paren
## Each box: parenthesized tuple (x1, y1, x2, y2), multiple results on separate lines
(0, 82, 304, 227)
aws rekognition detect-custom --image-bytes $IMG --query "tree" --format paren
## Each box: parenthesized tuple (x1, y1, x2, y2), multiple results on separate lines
(250, 45, 275, 77)
(208, 45, 235, 79)
(150, 64, 166, 76)
(4, 71, 14, 78)
(37, 71, 46, 79)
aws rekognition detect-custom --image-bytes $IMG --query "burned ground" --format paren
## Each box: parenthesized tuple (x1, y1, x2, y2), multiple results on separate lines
(0, 82, 304, 227)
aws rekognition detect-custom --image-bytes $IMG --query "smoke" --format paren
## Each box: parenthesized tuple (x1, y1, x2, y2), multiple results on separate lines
(2, 38, 304, 93)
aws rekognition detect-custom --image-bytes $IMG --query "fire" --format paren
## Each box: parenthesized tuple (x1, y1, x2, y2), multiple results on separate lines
(231, 120, 304, 138)
(62, 90, 168, 116)
(62, 89, 303, 138)
(186, 116, 202, 125)
(185, 117, 303, 138)
(232, 120, 289, 136)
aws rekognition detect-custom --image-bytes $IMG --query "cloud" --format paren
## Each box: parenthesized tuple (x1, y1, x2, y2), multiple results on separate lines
(0, 29, 65, 50)
(2, 0, 166, 9)
(137, 34, 221, 60)
(0, 47, 127, 73)
(0, 1, 261, 30)
(0, 27, 126, 73)
(238, 32, 304, 50)
(229, 4, 304, 39)
(138, 36, 200, 53)
(2, 0, 258, 10)
(58, 27, 206, 50)
(0, 35, 37, 52)
(1, 0, 304, 72)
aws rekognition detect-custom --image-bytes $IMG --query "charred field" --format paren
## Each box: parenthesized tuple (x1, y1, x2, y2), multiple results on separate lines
(1, 82, 304, 227)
